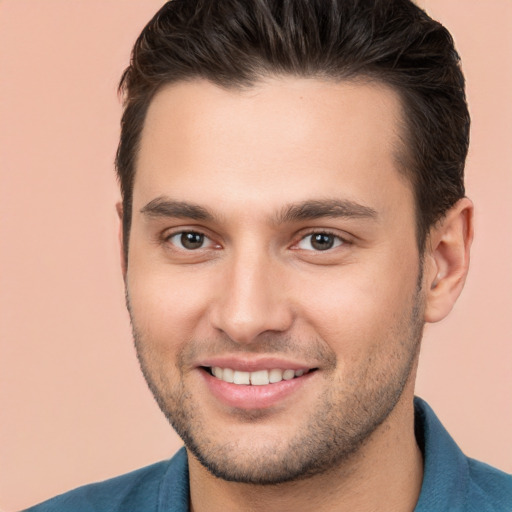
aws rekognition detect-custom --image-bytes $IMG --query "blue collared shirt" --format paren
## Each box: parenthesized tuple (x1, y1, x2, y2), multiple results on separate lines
(25, 398, 512, 511)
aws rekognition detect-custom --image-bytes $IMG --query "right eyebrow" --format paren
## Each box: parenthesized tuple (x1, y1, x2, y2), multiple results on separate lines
(140, 196, 215, 221)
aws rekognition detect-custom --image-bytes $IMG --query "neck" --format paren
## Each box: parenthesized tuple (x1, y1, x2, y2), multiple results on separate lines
(188, 392, 423, 512)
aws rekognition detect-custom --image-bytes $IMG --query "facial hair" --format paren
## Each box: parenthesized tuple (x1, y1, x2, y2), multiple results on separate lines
(126, 282, 425, 485)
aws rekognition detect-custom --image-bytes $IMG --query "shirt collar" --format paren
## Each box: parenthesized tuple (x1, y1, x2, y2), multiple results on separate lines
(414, 396, 469, 511)
(158, 447, 190, 512)
(156, 398, 471, 512)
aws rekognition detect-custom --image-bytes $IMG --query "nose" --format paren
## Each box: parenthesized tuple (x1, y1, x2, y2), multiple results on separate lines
(209, 248, 294, 345)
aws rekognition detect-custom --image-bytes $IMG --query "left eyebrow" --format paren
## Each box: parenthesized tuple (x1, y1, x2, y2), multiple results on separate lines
(274, 199, 378, 224)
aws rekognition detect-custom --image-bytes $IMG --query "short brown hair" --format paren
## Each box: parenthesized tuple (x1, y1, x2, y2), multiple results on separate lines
(116, 0, 469, 259)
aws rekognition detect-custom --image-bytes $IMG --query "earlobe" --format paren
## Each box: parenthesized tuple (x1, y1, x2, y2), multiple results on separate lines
(423, 198, 474, 323)
(116, 202, 127, 279)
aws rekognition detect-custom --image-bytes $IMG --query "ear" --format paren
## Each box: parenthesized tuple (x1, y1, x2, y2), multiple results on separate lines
(423, 198, 474, 323)
(116, 202, 127, 279)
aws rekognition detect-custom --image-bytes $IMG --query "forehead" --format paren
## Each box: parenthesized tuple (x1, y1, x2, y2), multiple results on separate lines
(134, 77, 411, 217)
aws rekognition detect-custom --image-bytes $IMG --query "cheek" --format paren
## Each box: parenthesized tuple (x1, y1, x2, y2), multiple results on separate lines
(126, 263, 215, 349)
(294, 251, 420, 355)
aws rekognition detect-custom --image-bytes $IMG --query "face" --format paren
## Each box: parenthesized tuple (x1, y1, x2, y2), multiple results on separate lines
(125, 77, 425, 484)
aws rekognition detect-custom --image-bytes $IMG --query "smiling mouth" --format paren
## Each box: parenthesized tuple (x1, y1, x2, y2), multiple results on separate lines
(202, 367, 317, 385)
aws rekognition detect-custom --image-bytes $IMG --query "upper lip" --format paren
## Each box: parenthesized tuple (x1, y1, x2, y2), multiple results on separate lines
(196, 356, 316, 372)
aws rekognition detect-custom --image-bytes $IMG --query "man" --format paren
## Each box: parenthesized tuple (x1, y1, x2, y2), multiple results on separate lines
(25, 0, 512, 511)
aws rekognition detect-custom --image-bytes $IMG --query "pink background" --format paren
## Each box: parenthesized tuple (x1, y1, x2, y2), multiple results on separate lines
(0, 1, 510, 510)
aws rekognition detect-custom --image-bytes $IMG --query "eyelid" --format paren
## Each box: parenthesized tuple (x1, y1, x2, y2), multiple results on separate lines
(292, 229, 351, 251)
(163, 228, 220, 250)
(159, 226, 351, 252)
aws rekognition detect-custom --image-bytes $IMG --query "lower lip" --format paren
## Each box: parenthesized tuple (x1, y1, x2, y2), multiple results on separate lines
(201, 370, 315, 410)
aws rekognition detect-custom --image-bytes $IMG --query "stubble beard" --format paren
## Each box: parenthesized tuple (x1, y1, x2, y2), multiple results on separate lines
(127, 286, 425, 485)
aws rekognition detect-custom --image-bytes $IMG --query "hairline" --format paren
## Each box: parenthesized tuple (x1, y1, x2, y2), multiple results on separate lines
(120, 72, 428, 263)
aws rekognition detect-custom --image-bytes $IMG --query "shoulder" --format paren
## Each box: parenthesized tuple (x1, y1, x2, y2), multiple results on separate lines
(414, 397, 512, 512)
(465, 457, 512, 512)
(23, 448, 189, 512)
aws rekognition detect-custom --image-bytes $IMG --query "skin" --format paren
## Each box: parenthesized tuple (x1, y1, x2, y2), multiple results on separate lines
(120, 77, 473, 512)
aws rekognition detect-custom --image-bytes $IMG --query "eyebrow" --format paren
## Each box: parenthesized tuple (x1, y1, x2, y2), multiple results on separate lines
(140, 196, 378, 224)
(274, 199, 378, 224)
(140, 197, 214, 221)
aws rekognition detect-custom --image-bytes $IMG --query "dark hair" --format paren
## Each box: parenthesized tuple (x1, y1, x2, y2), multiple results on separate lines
(116, 0, 469, 259)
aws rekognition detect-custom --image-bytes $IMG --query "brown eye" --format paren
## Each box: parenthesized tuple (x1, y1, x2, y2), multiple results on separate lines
(297, 232, 343, 251)
(181, 232, 204, 249)
(311, 233, 334, 250)
(168, 231, 208, 250)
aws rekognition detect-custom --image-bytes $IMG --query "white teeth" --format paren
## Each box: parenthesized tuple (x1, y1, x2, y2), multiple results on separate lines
(233, 370, 250, 385)
(222, 367, 234, 383)
(268, 368, 283, 383)
(250, 370, 270, 386)
(283, 369, 295, 380)
(210, 367, 309, 385)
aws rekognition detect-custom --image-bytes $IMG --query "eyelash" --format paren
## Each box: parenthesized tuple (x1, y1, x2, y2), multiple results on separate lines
(163, 229, 349, 253)
(165, 231, 217, 251)
(294, 230, 347, 252)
